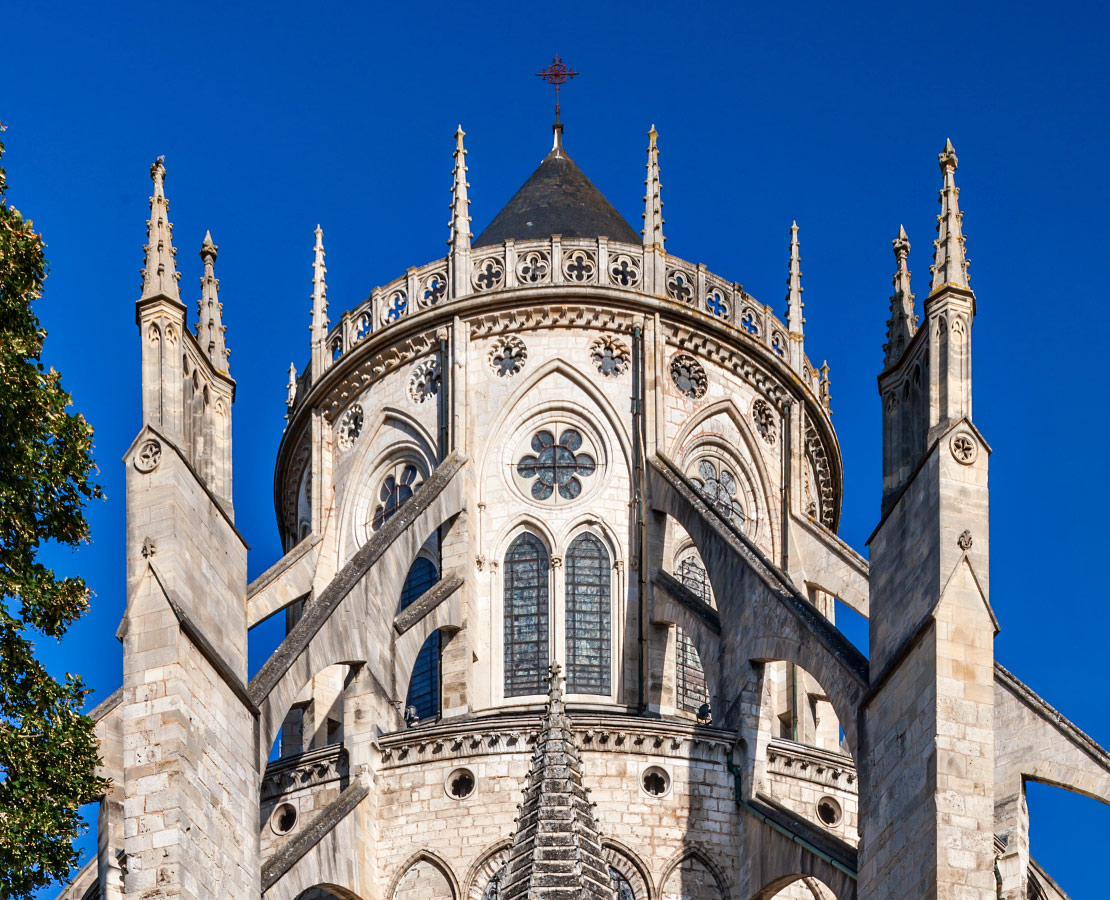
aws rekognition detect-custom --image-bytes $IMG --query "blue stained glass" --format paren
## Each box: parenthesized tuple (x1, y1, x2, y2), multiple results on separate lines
(504, 533, 549, 697)
(401, 557, 441, 721)
(565, 533, 611, 695)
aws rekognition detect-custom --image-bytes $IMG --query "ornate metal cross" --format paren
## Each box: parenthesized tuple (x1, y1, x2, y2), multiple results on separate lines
(536, 55, 578, 120)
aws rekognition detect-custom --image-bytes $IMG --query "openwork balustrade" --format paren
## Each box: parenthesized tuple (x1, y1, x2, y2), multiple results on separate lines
(302, 237, 823, 404)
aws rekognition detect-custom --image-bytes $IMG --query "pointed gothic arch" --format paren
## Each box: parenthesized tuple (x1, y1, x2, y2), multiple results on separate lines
(388, 850, 460, 900)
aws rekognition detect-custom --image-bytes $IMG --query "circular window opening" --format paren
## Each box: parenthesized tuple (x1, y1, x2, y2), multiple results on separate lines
(446, 767, 476, 800)
(816, 796, 842, 827)
(641, 766, 671, 798)
(270, 802, 297, 835)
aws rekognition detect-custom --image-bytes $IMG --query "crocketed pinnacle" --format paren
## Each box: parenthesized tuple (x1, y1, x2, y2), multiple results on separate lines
(311, 225, 328, 345)
(500, 664, 616, 900)
(642, 125, 664, 249)
(141, 156, 181, 302)
(197, 231, 229, 372)
(449, 126, 472, 251)
(786, 221, 804, 336)
(930, 139, 970, 293)
(884, 225, 917, 368)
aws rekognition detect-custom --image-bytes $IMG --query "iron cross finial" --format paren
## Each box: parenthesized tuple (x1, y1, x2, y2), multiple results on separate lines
(536, 55, 578, 123)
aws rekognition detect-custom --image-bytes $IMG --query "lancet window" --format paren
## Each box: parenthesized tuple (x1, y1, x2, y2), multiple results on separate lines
(504, 533, 550, 697)
(565, 533, 611, 695)
(400, 556, 441, 721)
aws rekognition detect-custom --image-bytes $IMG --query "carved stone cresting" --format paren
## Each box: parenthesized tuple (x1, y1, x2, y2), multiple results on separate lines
(590, 335, 630, 377)
(670, 353, 708, 399)
(958, 530, 974, 550)
(472, 255, 506, 292)
(488, 335, 528, 377)
(261, 745, 348, 802)
(950, 431, 978, 465)
(408, 358, 441, 404)
(562, 248, 597, 283)
(752, 399, 776, 445)
(336, 403, 364, 452)
(135, 438, 162, 473)
(608, 253, 641, 288)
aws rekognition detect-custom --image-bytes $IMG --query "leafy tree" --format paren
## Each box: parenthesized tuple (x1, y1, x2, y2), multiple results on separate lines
(0, 126, 107, 900)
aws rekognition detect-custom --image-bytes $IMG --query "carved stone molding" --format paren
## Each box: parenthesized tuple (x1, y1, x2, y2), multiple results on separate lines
(467, 305, 635, 340)
(766, 739, 857, 792)
(261, 745, 348, 802)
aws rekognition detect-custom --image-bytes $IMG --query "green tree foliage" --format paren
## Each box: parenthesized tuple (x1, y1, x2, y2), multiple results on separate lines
(0, 127, 107, 900)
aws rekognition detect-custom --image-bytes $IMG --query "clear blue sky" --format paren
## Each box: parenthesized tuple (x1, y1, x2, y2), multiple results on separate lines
(6, 1, 1109, 896)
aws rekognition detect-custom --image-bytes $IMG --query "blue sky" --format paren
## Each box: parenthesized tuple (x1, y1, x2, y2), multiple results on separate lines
(5, 0, 1109, 896)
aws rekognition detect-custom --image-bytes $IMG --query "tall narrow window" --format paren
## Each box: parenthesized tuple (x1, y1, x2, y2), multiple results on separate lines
(504, 533, 549, 697)
(675, 626, 710, 716)
(400, 557, 441, 721)
(565, 533, 611, 695)
(677, 552, 714, 606)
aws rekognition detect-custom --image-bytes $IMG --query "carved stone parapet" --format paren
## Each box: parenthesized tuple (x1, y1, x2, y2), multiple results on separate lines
(260, 744, 348, 802)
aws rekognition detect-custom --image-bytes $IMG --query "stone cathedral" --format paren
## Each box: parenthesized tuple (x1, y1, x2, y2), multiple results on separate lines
(57, 114, 1110, 900)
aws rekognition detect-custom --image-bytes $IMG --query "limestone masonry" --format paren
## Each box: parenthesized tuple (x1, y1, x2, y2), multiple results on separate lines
(58, 121, 1110, 900)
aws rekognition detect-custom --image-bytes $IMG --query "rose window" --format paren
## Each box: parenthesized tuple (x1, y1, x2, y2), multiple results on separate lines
(691, 459, 745, 527)
(516, 429, 596, 502)
(371, 463, 423, 530)
(489, 335, 527, 377)
(591, 335, 630, 377)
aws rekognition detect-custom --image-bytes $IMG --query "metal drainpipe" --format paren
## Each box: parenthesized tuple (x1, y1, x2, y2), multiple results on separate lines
(632, 325, 646, 712)
(437, 336, 449, 459)
(791, 663, 800, 743)
(725, 748, 857, 882)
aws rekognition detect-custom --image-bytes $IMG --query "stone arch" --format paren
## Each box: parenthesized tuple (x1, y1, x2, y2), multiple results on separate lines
(648, 456, 866, 754)
(604, 840, 654, 899)
(671, 398, 778, 558)
(754, 875, 842, 900)
(462, 840, 512, 900)
(475, 357, 634, 483)
(254, 457, 467, 768)
(338, 405, 438, 562)
(387, 850, 460, 900)
(290, 884, 367, 900)
(658, 846, 731, 900)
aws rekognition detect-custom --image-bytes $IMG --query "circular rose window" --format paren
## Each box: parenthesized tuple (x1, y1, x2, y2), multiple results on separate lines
(513, 425, 600, 505)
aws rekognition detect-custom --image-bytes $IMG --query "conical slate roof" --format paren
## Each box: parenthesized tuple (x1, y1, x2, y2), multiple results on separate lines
(500, 664, 616, 900)
(473, 133, 639, 248)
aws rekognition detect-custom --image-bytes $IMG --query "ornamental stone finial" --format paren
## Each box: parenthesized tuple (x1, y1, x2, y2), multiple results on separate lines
(310, 225, 329, 378)
(197, 230, 229, 372)
(642, 124, 664, 250)
(140, 155, 181, 302)
(786, 221, 804, 336)
(930, 138, 970, 293)
(449, 125, 471, 251)
(884, 224, 918, 368)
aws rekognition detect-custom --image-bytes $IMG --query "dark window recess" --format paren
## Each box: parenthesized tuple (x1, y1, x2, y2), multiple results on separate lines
(504, 533, 550, 697)
(400, 557, 441, 721)
(565, 533, 611, 695)
(676, 626, 710, 714)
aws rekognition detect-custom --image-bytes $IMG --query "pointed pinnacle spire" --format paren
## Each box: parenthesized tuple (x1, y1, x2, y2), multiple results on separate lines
(140, 156, 181, 302)
(197, 230, 229, 371)
(786, 221, 804, 335)
(311, 225, 328, 345)
(884, 225, 917, 367)
(499, 662, 615, 900)
(930, 139, 970, 293)
(449, 126, 471, 251)
(642, 125, 664, 249)
(286, 362, 298, 409)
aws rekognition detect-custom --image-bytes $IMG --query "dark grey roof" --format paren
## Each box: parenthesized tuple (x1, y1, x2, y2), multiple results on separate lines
(473, 141, 640, 248)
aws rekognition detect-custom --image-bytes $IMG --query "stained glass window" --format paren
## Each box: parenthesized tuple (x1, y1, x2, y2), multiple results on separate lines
(565, 533, 611, 695)
(676, 625, 710, 717)
(504, 533, 550, 697)
(610, 867, 635, 900)
(400, 557, 441, 721)
(690, 459, 745, 529)
(677, 552, 714, 607)
(516, 428, 596, 502)
(372, 462, 422, 530)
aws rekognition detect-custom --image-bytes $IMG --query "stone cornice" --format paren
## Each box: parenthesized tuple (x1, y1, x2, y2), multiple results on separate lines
(766, 738, 857, 791)
(261, 744, 348, 802)
(376, 713, 734, 769)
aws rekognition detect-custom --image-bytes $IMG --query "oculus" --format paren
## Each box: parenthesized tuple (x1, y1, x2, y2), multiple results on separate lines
(516, 429, 596, 502)
(336, 404, 364, 451)
(489, 335, 527, 377)
(670, 353, 707, 399)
